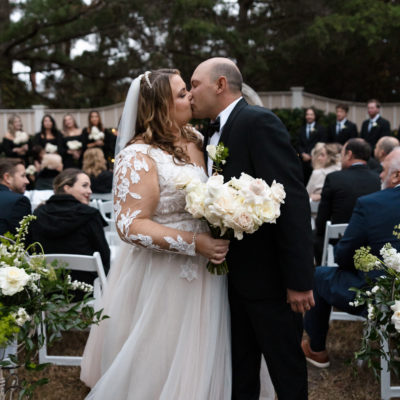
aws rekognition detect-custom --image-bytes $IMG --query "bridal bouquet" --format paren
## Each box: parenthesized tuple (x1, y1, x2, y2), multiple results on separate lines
(89, 126, 105, 141)
(350, 236, 400, 378)
(67, 140, 82, 150)
(13, 131, 29, 145)
(0, 215, 106, 392)
(45, 142, 58, 153)
(177, 168, 286, 274)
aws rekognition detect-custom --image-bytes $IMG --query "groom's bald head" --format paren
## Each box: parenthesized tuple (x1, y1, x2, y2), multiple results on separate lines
(190, 57, 243, 119)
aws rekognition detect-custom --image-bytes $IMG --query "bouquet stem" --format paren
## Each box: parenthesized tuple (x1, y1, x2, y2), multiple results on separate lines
(206, 224, 232, 275)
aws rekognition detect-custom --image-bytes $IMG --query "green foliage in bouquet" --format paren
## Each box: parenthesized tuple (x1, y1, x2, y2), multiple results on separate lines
(350, 241, 400, 379)
(0, 215, 107, 393)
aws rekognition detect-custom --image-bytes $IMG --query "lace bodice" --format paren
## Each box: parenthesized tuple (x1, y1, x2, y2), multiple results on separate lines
(113, 143, 208, 256)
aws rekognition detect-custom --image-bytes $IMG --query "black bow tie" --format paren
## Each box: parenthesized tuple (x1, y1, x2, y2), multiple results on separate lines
(208, 117, 221, 134)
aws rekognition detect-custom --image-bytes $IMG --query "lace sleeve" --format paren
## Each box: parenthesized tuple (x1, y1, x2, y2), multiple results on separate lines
(113, 146, 196, 256)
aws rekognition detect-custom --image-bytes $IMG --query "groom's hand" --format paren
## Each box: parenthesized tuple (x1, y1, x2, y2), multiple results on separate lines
(286, 289, 315, 314)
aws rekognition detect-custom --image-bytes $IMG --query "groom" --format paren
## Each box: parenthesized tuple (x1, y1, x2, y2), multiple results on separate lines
(190, 58, 315, 400)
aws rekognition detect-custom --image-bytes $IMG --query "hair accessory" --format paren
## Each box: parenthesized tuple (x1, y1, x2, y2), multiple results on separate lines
(143, 71, 152, 89)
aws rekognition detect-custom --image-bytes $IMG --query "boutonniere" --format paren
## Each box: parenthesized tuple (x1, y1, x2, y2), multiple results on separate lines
(310, 127, 315, 133)
(206, 143, 229, 174)
(341, 124, 346, 130)
(372, 122, 378, 128)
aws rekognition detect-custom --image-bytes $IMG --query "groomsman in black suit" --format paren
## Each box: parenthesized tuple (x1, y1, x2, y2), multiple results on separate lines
(0, 158, 31, 235)
(326, 104, 357, 145)
(297, 107, 326, 184)
(190, 58, 314, 400)
(360, 99, 391, 153)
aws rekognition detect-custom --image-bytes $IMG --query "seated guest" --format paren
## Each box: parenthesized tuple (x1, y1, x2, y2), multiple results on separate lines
(368, 136, 399, 174)
(32, 114, 64, 156)
(30, 169, 110, 286)
(0, 158, 31, 235)
(2, 114, 30, 164)
(306, 143, 341, 201)
(326, 104, 357, 145)
(35, 153, 63, 190)
(82, 148, 113, 194)
(302, 147, 400, 368)
(314, 138, 381, 264)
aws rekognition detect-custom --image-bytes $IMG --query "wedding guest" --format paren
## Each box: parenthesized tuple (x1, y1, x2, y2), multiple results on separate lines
(326, 104, 358, 145)
(0, 158, 31, 235)
(82, 148, 113, 193)
(368, 136, 399, 174)
(306, 143, 341, 201)
(61, 113, 85, 169)
(314, 138, 380, 265)
(297, 107, 326, 184)
(32, 114, 64, 156)
(2, 114, 30, 164)
(30, 168, 110, 285)
(81, 111, 116, 167)
(302, 147, 400, 368)
(35, 153, 63, 190)
(360, 99, 391, 154)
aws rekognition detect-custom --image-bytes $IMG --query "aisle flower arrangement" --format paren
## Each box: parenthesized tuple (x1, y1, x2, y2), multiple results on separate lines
(0, 215, 106, 395)
(351, 231, 400, 378)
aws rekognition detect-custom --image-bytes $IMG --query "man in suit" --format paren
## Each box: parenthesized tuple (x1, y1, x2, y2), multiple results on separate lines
(297, 107, 326, 184)
(314, 138, 381, 264)
(302, 147, 400, 367)
(190, 57, 314, 400)
(0, 158, 31, 235)
(326, 103, 357, 145)
(368, 135, 399, 174)
(360, 99, 391, 153)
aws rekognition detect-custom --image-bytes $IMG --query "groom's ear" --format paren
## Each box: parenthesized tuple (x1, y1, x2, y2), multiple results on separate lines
(216, 76, 228, 94)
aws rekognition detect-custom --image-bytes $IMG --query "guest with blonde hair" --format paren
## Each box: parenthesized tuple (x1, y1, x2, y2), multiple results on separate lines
(61, 113, 85, 169)
(307, 142, 341, 201)
(82, 148, 113, 193)
(2, 114, 30, 163)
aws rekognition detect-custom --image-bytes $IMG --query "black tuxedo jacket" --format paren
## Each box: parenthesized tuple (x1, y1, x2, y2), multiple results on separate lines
(326, 120, 358, 145)
(297, 123, 326, 155)
(360, 116, 391, 150)
(315, 164, 381, 236)
(213, 99, 314, 300)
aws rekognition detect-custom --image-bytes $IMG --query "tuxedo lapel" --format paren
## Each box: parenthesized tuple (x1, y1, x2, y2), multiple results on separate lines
(218, 98, 247, 147)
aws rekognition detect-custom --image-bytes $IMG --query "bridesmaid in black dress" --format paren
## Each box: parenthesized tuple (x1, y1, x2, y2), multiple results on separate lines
(2, 114, 30, 164)
(32, 114, 64, 156)
(61, 113, 85, 169)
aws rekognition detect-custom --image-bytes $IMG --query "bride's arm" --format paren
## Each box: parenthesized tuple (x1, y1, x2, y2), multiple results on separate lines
(113, 147, 198, 256)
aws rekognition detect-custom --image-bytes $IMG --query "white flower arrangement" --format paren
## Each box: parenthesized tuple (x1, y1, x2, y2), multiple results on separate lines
(88, 126, 105, 141)
(25, 164, 37, 176)
(44, 142, 58, 153)
(13, 131, 29, 145)
(67, 140, 82, 150)
(177, 168, 286, 274)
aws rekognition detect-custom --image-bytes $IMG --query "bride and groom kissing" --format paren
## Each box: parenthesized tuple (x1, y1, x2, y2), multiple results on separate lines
(81, 58, 315, 400)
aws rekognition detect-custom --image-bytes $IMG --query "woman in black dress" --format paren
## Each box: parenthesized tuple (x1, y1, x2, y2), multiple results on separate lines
(32, 114, 64, 156)
(2, 114, 30, 164)
(61, 114, 85, 169)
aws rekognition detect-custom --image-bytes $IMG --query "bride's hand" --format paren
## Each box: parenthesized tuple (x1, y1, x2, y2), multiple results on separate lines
(196, 233, 230, 264)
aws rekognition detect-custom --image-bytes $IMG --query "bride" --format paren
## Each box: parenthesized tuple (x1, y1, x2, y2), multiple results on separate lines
(80, 69, 231, 399)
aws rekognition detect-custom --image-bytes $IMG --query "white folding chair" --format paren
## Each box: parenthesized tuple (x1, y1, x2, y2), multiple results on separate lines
(98, 200, 114, 232)
(321, 221, 365, 322)
(381, 336, 400, 400)
(91, 192, 112, 202)
(36, 252, 107, 366)
(28, 189, 54, 210)
(89, 198, 98, 209)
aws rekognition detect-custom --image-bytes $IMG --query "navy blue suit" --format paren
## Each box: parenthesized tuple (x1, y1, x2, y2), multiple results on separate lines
(304, 186, 400, 351)
(0, 184, 32, 236)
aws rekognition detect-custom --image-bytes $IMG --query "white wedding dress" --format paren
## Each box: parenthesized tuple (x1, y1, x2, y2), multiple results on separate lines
(80, 143, 232, 399)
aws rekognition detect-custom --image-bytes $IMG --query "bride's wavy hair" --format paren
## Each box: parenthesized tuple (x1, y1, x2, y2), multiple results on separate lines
(128, 69, 201, 164)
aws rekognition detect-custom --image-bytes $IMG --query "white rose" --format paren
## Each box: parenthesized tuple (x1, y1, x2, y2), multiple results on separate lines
(206, 144, 217, 160)
(12, 307, 31, 327)
(256, 200, 280, 223)
(89, 126, 105, 141)
(205, 174, 225, 199)
(25, 164, 37, 175)
(391, 300, 400, 313)
(67, 140, 82, 150)
(175, 170, 196, 190)
(371, 285, 379, 294)
(228, 210, 257, 239)
(391, 310, 400, 332)
(13, 130, 29, 145)
(0, 266, 30, 296)
(229, 173, 253, 190)
(270, 180, 286, 203)
(45, 142, 58, 153)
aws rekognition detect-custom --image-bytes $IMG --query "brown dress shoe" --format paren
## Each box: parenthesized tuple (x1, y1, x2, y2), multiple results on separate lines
(301, 339, 330, 368)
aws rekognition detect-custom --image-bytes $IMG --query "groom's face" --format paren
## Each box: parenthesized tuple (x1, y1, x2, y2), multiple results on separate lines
(190, 64, 218, 120)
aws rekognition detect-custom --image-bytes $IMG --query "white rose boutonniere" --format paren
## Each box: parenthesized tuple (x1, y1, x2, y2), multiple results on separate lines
(206, 142, 229, 174)
(67, 140, 82, 150)
(372, 121, 378, 128)
(45, 143, 58, 153)
(13, 131, 29, 145)
(89, 126, 105, 141)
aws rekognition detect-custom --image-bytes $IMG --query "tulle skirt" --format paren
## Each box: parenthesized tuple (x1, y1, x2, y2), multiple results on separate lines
(80, 242, 232, 400)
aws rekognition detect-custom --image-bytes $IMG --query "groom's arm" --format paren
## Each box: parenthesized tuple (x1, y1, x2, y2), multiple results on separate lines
(247, 109, 314, 296)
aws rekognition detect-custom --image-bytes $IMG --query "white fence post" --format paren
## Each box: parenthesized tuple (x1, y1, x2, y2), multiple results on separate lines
(32, 104, 46, 132)
(291, 87, 304, 109)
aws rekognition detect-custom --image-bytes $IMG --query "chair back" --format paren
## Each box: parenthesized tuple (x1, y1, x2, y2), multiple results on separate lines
(98, 200, 114, 225)
(91, 192, 112, 201)
(321, 221, 348, 266)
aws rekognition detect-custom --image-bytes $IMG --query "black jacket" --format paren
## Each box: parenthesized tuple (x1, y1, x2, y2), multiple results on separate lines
(90, 170, 113, 194)
(30, 194, 110, 282)
(360, 116, 391, 151)
(35, 169, 59, 190)
(297, 123, 326, 155)
(326, 120, 358, 145)
(316, 164, 381, 236)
